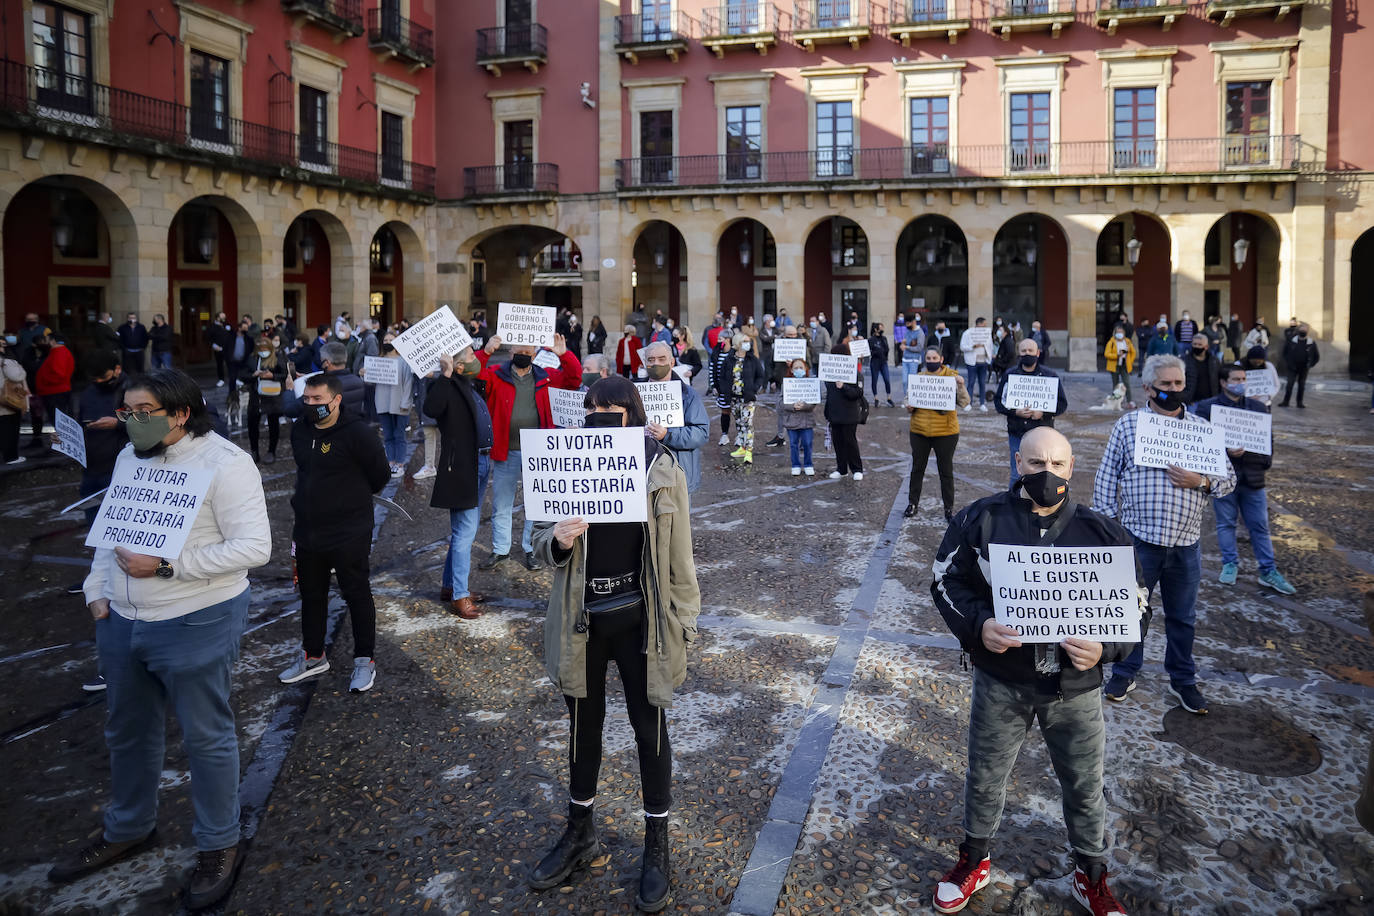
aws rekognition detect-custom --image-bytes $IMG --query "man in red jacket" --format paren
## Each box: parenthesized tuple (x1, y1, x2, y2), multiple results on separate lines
(33, 330, 75, 447)
(474, 332, 581, 571)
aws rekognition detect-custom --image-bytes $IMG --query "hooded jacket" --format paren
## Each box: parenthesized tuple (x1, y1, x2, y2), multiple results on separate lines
(475, 349, 582, 462)
(1183, 348, 1223, 404)
(931, 487, 1149, 698)
(533, 444, 701, 708)
(290, 406, 391, 551)
(995, 363, 1068, 437)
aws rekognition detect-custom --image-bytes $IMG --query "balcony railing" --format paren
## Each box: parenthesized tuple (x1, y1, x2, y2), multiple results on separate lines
(795, 0, 869, 30)
(897, 0, 969, 22)
(463, 162, 560, 196)
(476, 24, 549, 73)
(990, 0, 1075, 14)
(281, 0, 365, 37)
(0, 59, 434, 195)
(616, 10, 694, 44)
(701, 2, 779, 37)
(615, 137, 1303, 188)
(367, 8, 435, 66)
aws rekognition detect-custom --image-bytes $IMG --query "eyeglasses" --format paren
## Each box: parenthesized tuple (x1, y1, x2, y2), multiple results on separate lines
(115, 407, 168, 424)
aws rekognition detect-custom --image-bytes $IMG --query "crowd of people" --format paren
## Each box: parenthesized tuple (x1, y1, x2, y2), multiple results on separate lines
(5, 299, 1364, 916)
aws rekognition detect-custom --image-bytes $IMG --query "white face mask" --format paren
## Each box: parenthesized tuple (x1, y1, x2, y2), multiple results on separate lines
(1114, 332, 1124, 340)
(740, 341, 751, 352)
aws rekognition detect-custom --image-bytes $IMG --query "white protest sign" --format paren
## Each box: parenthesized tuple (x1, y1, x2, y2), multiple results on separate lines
(520, 427, 648, 523)
(362, 355, 400, 387)
(86, 461, 215, 557)
(637, 380, 685, 427)
(1210, 405, 1272, 456)
(292, 371, 320, 398)
(818, 353, 858, 384)
(53, 409, 86, 468)
(497, 302, 556, 348)
(990, 543, 1140, 644)
(671, 364, 692, 381)
(1001, 374, 1060, 413)
(391, 307, 473, 376)
(773, 338, 807, 363)
(782, 376, 822, 404)
(548, 386, 585, 430)
(1132, 411, 1230, 477)
(906, 373, 957, 410)
(1244, 371, 1276, 400)
(533, 348, 562, 370)
(967, 326, 993, 353)
(849, 337, 871, 359)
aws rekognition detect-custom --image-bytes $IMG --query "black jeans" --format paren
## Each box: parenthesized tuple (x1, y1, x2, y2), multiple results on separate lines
(38, 392, 72, 440)
(831, 422, 863, 474)
(565, 602, 671, 815)
(213, 349, 228, 382)
(296, 539, 376, 659)
(246, 406, 280, 456)
(122, 350, 144, 374)
(0, 413, 18, 461)
(909, 431, 959, 512)
(1281, 367, 1308, 405)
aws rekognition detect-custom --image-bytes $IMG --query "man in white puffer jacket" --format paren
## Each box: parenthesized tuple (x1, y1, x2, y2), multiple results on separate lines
(49, 369, 270, 911)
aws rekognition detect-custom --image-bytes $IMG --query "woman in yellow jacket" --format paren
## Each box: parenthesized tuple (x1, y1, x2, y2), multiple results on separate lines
(1104, 330, 1136, 396)
(904, 346, 971, 522)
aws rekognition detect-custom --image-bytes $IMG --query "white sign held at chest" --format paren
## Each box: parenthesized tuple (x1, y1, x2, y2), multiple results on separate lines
(1001, 374, 1060, 413)
(1132, 411, 1230, 477)
(497, 302, 556, 348)
(782, 376, 822, 405)
(818, 353, 858, 384)
(533, 348, 562, 370)
(637, 380, 685, 428)
(391, 307, 473, 376)
(906, 373, 958, 410)
(1244, 372, 1277, 400)
(520, 427, 648, 523)
(362, 355, 401, 387)
(990, 543, 1141, 643)
(849, 338, 871, 359)
(967, 326, 993, 353)
(1210, 405, 1273, 456)
(53, 409, 86, 468)
(547, 387, 585, 430)
(86, 460, 216, 558)
(773, 338, 807, 363)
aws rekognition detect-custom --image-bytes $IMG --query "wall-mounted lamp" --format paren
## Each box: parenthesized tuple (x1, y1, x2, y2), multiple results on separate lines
(1126, 236, 1142, 270)
(653, 246, 666, 269)
(197, 213, 216, 262)
(516, 247, 529, 271)
(738, 238, 751, 267)
(51, 192, 73, 255)
(299, 219, 317, 266)
(1232, 237, 1250, 269)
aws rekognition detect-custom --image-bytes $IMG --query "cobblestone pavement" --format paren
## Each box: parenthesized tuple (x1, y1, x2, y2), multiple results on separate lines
(0, 373, 1371, 915)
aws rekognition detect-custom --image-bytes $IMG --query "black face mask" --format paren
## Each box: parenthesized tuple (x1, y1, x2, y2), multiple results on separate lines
(1150, 387, 1186, 410)
(1018, 354, 1038, 370)
(1192, 348, 1208, 359)
(584, 411, 623, 429)
(311, 402, 336, 425)
(96, 377, 121, 392)
(924, 361, 942, 373)
(1020, 470, 1069, 508)
(510, 352, 533, 370)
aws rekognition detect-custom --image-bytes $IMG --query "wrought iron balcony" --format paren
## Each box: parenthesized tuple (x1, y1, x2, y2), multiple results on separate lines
(476, 24, 549, 75)
(367, 8, 435, 68)
(891, 0, 973, 44)
(793, 0, 871, 50)
(463, 163, 559, 197)
(1095, 0, 1188, 33)
(615, 11, 693, 63)
(281, 0, 364, 38)
(988, 0, 1076, 38)
(614, 136, 1303, 189)
(0, 59, 434, 196)
(700, 3, 779, 57)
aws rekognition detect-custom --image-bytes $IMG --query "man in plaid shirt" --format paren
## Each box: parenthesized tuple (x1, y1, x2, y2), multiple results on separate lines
(1091, 354, 1236, 715)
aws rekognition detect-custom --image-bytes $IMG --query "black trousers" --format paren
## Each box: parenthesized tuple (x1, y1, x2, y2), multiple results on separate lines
(39, 392, 72, 439)
(565, 602, 671, 815)
(122, 350, 144, 374)
(831, 422, 863, 474)
(213, 349, 228, 382)
(0, 413, 18, 461)
(1281, 367, 1308, 406)
(296, 539, 376, 659)
(909, 431, 959, 512)
(246, 406, 280, 456)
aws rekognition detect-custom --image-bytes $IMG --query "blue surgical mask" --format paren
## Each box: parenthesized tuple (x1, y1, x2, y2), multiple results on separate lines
(1225, 383, 1246, 398)
(791, 367, 806, 378)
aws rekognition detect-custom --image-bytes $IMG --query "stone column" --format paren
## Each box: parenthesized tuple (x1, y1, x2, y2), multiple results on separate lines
(1066, 217, 1108, 373)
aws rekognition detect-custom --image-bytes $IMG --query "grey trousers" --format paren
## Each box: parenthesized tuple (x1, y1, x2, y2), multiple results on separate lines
(963, 667, 1107, 858)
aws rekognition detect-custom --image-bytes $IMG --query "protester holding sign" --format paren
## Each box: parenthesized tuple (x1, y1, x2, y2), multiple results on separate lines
(995, 338, 1068, 487)
(1243, 345, 1279, 407)
(720, 334, 766, 465)
(237, 335, 286, 464)
(824, 343, 866, 480)
(781, 359, 818, 476)
(959, 317, 992, 411)
(368, 335, 414, 478)
(73, 351, 129, 527)
(903, 347, 969, 520)
(763, 327, 815, 449)
(54, 369, 270, 910)
(930, 427, 1144, 916)
(1192, 364, 1296, 595)
(475, 332, 583, 572)
(1091, 354, 1235, 716)
(641, 341, 708, 494)
(527, 377, 701, 913)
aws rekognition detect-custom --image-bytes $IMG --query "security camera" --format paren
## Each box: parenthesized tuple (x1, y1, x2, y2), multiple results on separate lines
(580, 82, 596, 109)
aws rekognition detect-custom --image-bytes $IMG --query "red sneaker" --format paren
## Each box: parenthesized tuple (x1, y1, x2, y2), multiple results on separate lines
(933, 850, 991, 914)
(1071, 868, 1127, 916)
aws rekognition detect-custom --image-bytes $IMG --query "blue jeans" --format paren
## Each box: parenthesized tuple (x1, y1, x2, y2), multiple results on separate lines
(966, 364, 988, 403)
(490, 450, 534, 555)
(870, 360, 891, 396)
(96, 588, 250, 851)
(444, 454, 491, 598)
(1111, 537, 1200, 687)
(379, 413, 407, 464)
(1214, 485, 1275, 573)
(902, 361, 920, 398)
(152, 351, 173, 369)
(787, 428, 814, 469)
(1007, 434, 1022, 487)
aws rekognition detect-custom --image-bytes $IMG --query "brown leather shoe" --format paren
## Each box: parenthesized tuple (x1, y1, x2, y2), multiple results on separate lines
(49, 828, 158, 883)
(450, 596, 482, 619)
(185, 844, 243, 910)
(440, 587, 453, 602)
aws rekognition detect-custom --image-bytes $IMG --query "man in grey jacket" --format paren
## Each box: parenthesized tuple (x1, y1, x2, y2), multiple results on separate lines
(640, 341, 708, 494)
(351, 319, 381, 420)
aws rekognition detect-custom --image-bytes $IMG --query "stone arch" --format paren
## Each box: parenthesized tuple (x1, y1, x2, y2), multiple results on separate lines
(1202, 210, 1283, 331)
(1093, 210, 1173, 342)
(629, 219, 687, 324)
(895, 214, 970, 333)
(992, 212, 1071, 334)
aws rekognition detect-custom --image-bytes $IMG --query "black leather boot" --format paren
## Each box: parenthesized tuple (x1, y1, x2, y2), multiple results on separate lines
(635, 815, 671, 912)
(528, 802, 598, 890)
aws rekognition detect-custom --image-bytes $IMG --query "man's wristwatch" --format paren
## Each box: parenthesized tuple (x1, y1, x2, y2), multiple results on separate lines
(155, 559, 175, 580)
(1198, 475, 1213, 493)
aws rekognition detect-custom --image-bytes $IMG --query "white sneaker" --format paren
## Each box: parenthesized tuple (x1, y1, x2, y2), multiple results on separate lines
(5, 456, 25, 465)
(279, 651, 330, 684)
(853, 472, 864, 481)
(718, 434, 729, 446)
(962, 405, 972, 412)
(791, 467, 801, 476)
(389, 465, 404, 478)
(216, 380, 225, 387)
(829, 470, 843, 479)
(413, 466, 437, 480)
(804, 467, 815, 476)
(979, 403, 988, 412)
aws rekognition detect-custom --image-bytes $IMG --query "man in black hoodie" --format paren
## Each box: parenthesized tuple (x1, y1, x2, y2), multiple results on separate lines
(930, 427, 1145, 916)
(1278, 322, 1319, 408)
(278, 373, 390, 693)
(1182, 334, 1222, 404)
(994, 337, 1068, 487)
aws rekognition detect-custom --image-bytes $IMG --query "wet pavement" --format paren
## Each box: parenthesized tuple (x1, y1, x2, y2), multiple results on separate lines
(0, 371, 1371, 915)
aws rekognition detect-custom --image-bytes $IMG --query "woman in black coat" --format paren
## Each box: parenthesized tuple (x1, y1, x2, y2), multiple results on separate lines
(586, 316, 607, 355)
(423, 346, 494, 619)
(824, 343, 865, 480)
(719, 335, 766, 463)
(868, 323, 893, 407)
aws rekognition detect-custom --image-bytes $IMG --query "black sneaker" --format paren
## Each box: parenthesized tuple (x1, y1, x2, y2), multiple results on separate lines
(764, 436, 784, 447)
(477, 553, 509, 571)
(81, 674, 107, 692)
(902, 504, 916, 518)
(66, 582, 85, 595)
(523, 551, 544, 571)
(1103, 675, 1136, 702)
(48, 829, 158, 883)
(1168, 682, 1209, 715)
